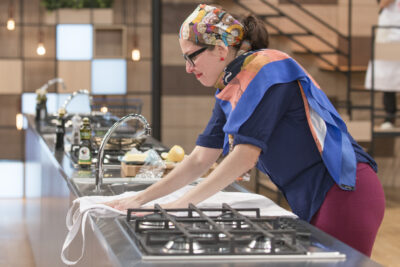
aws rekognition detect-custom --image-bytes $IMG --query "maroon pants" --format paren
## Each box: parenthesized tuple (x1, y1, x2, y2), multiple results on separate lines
(310, 163, 385, 257)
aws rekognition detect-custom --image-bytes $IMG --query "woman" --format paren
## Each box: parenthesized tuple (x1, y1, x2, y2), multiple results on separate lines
(365, 0, 400, 129)
(107, 4, 385, 257)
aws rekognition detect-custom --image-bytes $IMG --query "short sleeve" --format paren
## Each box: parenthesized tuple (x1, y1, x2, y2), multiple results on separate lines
(196, 100, 226, 148)
(233, 81, 301, 151)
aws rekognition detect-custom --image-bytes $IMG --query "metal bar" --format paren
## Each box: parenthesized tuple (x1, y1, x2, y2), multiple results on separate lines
(263, 20, 340, 70)
(152, 0, 161, 140)
(234, 1, 341, 71)
(55, 7, 59, 98)
(284, 0, 347, 39)
(153, 204, 195, 252)
(188, 203, 234, 239)
(370, 25, 376, 156)
(373, 131, 400, 137)
(221, 204, 275, 239)
(221, 203, 283, 254)
(8, 22, 151, 27)
(345, 106, 378, 110)
(294, 51, 340, 55)
(258, 0, 345, 54)
(347, 0, 353, 119)
(19, 0, 26, 198)
(258, 14, 284, 18)
(283, 32, 320, 37)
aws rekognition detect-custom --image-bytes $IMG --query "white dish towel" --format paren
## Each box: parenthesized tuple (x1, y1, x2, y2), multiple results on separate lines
(61, 185, 295, 265)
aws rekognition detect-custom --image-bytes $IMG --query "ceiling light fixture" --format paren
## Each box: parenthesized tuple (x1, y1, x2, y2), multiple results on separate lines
(36, 5, 46, 56)
(131, 0, 141, 61)
(7, 0, 15, 31)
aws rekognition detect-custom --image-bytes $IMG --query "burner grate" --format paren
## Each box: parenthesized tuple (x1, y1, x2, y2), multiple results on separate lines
(123, 203, 311, 257)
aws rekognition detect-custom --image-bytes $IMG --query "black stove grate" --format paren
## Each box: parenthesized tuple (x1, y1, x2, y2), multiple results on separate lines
(123, 203, 311, 256)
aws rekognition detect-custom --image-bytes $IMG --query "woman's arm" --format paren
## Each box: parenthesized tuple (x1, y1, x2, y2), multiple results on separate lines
(106, 145, 222, 210)
(380, 0, 394, 9)
(165, 143, 261, 209)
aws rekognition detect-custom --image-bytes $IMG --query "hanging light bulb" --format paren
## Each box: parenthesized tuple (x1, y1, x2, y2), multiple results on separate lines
(100, 106, 108, 113)
(36, 30, 46, 56)
(131, 48, 141, 61)
(7, 18, 15, 31)
(16, 113, 24, 130)
(131, 1, 140, 62)
(7, 1, 15, 31)
(37, 42, 46, 56)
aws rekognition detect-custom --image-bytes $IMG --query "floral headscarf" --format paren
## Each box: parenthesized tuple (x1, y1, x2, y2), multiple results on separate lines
(179, 4, 244, 47)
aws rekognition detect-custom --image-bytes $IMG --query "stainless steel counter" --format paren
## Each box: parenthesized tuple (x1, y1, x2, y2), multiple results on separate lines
(24, 115, 382, 267)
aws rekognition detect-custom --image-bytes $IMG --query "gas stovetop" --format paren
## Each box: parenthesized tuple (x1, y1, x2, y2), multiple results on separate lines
(118, 203, 346, 262)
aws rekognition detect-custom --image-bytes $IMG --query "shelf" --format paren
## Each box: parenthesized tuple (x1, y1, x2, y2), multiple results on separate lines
(373, 127, 400, 136)
(319, 64, 367, 72)
(94, 25, 127, 58)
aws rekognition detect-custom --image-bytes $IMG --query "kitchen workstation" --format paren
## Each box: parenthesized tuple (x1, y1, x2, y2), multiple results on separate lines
(1, 0, 399, 266)
(25, 105, 375, 266)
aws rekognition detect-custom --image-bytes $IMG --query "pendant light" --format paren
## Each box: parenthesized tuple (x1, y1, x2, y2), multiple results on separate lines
(131, 0, 141, 61)
(36, 5, 46, 56)
(131, 37, 141, 61)
(36, 34, 46, 56)
(7, 0, 15, 31)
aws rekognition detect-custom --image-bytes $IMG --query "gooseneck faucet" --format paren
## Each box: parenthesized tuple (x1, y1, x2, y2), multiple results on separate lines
(37, 77, 67, 93)
(61, 89, 93, 112)
(95, 114, 152, 192)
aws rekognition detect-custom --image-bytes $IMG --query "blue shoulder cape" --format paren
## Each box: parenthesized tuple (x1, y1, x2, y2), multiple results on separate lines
(214, 49, 356, 190)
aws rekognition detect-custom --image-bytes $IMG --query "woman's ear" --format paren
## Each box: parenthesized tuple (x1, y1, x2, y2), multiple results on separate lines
(214, 40, 229, 58)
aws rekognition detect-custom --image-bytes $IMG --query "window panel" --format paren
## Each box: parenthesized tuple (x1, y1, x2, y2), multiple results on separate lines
(56, 24, 93, 60)
(92, 59, 127, 95)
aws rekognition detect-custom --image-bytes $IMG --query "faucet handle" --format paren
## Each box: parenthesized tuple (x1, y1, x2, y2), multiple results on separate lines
(145, 127, 152, 136)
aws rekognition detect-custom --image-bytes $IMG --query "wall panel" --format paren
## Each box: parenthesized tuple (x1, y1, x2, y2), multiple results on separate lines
(0, 60, 22, 94)
(57, 61, 91, 93)
(162, 66, 215, 96)
(127, 61, 151, 93)
(0, 95, 20, 127)
(23, 60, 57, 93)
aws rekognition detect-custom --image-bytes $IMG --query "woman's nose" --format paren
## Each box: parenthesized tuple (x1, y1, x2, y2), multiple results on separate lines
(186, 61, 195, 73)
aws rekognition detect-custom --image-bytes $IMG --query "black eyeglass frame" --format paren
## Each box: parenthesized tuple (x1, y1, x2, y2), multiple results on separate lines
(183, 47, 208, 67)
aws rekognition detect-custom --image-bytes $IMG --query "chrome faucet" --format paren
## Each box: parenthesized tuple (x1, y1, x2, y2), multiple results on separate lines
(95, 114, 152, 192)
(37, 77, 67, 93)
(61, 89, 93, 112)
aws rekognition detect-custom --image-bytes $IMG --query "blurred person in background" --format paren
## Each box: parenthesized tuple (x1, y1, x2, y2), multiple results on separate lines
(365, 0, 400, 129)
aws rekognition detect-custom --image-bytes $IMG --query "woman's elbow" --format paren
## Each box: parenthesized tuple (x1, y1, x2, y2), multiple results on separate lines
(187, 146, 222, 167)
(234, 144, 261, 168)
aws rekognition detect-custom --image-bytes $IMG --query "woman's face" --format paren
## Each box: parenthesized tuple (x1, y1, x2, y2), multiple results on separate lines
(179, 39, 227, 87)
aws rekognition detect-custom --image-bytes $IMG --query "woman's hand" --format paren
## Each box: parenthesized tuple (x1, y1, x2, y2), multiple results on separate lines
(104, 196, 142, 211)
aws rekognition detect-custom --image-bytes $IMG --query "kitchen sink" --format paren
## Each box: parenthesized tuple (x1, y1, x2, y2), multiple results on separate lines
(72, 176, 204, 197)
(36, 112, 120, 134)
(72, 177, 156, 196)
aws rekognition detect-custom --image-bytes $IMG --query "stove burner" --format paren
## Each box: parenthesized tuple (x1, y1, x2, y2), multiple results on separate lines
(244, 235, 272, 253)
(191, 222, 212, 230)
(217, 211, 235, 219)
(123, 204, 344, 260)
(194, 233, 214, 239)
(138, 213, 175, 229)
(216, 212, 249, 229)
(162, 236, 205, 254)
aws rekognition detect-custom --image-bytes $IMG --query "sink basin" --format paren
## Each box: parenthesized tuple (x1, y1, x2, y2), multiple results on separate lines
(37, 113, 119, 134)
(72, 177, 158, 196)
(73, 177, 160, 184)
(72, 177, 205, 196)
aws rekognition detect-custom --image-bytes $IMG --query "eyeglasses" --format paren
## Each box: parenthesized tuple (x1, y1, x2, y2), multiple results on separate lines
(183, 47, 208, 67)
